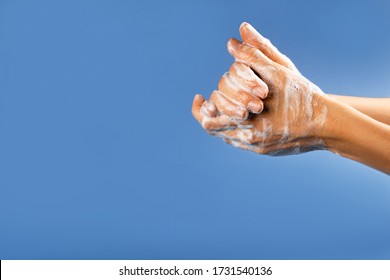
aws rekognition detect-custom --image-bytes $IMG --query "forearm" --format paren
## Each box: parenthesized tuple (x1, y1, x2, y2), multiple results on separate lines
(327, 94, 390, 125)
(321, 96, 390, 174)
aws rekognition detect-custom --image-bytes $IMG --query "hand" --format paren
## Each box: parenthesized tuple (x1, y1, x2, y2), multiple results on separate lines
(193, 23, 390, 174)
(213, 61, 269, 120)
(192, 23, 329, 155)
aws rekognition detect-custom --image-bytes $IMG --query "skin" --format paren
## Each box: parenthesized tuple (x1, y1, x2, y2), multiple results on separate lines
(327, 94, 390, 125)
(192, 22, 390, 174)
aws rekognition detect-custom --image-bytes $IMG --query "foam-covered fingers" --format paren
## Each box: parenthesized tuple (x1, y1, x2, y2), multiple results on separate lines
(229, 62, 268, 99)
(227, 38, 275, 82)
(193, 94, 241, 131)
(201, 114, 239, 131)
(218, 73, 263, 114)
(227, 38, 271, 67)
(209, 90, 248, 120)
(239, 22, 298, 72)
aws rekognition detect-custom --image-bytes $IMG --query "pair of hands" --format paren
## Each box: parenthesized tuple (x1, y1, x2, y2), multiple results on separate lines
(192, 23, 328, 156)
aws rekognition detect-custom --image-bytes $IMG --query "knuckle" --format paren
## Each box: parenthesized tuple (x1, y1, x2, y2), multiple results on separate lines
(230, 61, 243, 72)
(246, 47, 260, 61)
(239, 90, 253, 102)
(235, 107, 249, 120)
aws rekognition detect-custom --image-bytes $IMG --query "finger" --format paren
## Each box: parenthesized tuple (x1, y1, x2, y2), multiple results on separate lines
(201, 114, 239, 131)
(224, 137, 269, 154)
(201, 100, 218, 118)
(192, 94, 245, 131)
(227, 38, 275, 83)
(218, 72, 263, 113)
(229, 61, 268, 99)
(210, 90, 248, 120)
(239, 22, 299, 72)
(223, 138, 252, 151)
(192, 94, 205, 123)
(212, 124, 258, 144)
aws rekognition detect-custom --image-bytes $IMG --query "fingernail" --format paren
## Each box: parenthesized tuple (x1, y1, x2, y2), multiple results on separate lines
(248, 101, 263, 113)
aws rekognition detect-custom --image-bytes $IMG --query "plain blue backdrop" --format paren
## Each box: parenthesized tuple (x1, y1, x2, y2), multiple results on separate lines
(0, 0, 389, 259)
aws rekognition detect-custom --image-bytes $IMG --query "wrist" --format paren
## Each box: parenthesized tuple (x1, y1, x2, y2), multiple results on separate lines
(316, 94, 353, 153)
(317, 94, 390, 173)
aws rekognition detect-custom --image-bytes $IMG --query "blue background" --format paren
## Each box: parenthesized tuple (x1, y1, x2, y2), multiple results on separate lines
(0, 0, 389, 259)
